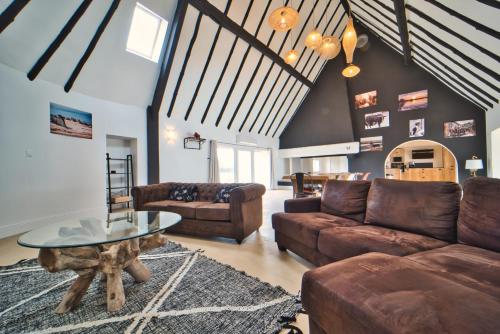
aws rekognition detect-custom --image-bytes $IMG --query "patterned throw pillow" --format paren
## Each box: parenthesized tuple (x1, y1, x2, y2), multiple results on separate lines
(168, 185, 199, 202)
(214, 186, 237, 203)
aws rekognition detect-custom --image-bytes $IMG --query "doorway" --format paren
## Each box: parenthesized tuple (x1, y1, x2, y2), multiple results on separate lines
(492, 128, 500, 178)
(384, 139, 458, 182)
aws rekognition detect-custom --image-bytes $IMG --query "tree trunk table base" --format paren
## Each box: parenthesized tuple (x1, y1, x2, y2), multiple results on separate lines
(38, 233, 168, 314)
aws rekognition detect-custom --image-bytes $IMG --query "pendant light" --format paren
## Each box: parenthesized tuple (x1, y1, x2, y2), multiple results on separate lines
(269, 0, 300, 32)
(342, 5, 360, 78)
(284, 30, 298, 64)
(342, 64, 360, 77)
(318, 36, 340, 59)
(304, 5, 322, 49)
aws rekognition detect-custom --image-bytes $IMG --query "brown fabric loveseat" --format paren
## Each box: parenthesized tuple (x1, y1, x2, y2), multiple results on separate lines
(132, 182, 266, 243)
(301, 177, 500, 333)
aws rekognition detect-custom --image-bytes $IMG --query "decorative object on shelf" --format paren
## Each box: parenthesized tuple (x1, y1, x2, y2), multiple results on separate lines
(465, 156, 483, 177)
(354, 90, 377, 109)
(284, 49, 298, 64)
(342, 14, 360, 78)
(184, 133, 206, 150)
(318, 35, 340, 59)
(50, 103, 92, 139)
(444, 119, 476, 138)
(398, 89, 428, 111)
(268, 1, 300, 32)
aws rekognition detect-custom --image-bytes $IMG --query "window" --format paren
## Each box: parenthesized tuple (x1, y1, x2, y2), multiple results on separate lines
(126, 3, 168, 62)
(312, 159, 320, 173)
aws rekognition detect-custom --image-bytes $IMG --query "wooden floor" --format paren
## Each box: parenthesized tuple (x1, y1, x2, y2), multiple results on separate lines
(0, 189, 312, 333)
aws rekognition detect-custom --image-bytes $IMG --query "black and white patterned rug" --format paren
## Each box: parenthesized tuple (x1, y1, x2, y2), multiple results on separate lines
(0, 242, 301, 333)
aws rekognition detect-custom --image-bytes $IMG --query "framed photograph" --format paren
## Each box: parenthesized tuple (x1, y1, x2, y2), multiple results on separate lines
(354, 90, 377, 109)
(398, 89, 428, 111)
(360, 136, 383, 152)
(444, 120, 476, 138)
(409, 119, 425, 137)
(50, 103, 92, 139)
(365, 111, 390, 129)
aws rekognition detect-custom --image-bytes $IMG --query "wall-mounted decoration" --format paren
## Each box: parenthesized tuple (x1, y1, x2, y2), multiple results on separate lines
(444, 120, 476, 138)
(360, 136, 383, 152)
(354, 90, 377, 109)
(184, 132, 206, 150)
(50, 103, 92, 139)
(409, 119, 425, 138)
(398, 89, 428, 111)
(365, 111, 389, 129)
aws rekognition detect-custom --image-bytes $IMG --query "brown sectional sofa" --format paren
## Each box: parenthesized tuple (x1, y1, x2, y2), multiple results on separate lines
(132, 182, 266, 243)
(273, 177, 500, 333)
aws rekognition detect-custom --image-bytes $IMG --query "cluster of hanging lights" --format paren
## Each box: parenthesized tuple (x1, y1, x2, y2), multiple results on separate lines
(269, 0, 360, 78)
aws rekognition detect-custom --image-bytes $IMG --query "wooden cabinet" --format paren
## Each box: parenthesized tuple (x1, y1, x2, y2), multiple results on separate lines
(401, 168, 446, 182)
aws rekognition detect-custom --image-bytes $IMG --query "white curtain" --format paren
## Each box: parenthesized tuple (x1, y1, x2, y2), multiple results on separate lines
(208, 140, 220, 183)
(270, 148, 276, 189)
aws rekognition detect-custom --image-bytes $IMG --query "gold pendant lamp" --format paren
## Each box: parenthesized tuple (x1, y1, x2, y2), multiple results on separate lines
(318, 36, 340, 59)
(269, 0, 300, 32)
(284, 30, 299, 64)
(304, 5, 322, 49)
(342, 15, 360, 77)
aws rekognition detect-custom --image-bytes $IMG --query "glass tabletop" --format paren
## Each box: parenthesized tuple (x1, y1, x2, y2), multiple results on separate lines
(18, 211, 181, 249)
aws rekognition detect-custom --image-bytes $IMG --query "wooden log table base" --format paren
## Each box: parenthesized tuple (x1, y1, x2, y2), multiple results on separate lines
(38, 232, 168, 314)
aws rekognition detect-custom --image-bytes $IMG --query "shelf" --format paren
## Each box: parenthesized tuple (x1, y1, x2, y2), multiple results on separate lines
(184, 136, 206, 150)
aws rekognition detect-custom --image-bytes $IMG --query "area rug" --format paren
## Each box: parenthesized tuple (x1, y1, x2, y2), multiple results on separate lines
(0, 242, 302, 334)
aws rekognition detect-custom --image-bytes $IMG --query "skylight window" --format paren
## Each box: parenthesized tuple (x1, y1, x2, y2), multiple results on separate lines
(126, 3, 168, 63)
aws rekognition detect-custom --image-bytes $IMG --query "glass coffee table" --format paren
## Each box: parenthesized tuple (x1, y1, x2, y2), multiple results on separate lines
(18, 211, 181, 314)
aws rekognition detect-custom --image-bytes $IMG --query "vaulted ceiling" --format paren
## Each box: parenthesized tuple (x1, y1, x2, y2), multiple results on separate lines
(0, 0, 498, 140)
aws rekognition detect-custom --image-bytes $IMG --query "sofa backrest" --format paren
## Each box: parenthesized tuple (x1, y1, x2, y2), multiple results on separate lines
(458, 177, 500, 252)
(168, 182, 247, 201)
(365, 178, 461, 242)
(321, 180, 371, 223)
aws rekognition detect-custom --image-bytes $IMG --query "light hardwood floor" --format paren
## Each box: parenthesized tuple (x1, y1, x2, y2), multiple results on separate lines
(0, 189, 313, 333)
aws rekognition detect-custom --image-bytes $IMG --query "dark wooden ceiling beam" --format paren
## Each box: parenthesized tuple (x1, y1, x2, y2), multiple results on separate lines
(339, 0, 350, 14)
(393, 0, 412, 65)
(64, 0, 120, 92)
(354, 18, 402, 54)
(265, 80, 300, 135)
(476, 0, 500, 9)
(406, 4, 500, 63)
(184, 0, 232, 121)
(0, 0, 29, 34)
(258, 74, 294, 134)
(408, 20, 500, 82)
(166, 12, 203, 117)
(28, 0, 92, 81)
(272, 86, 308, 137)
(350, 0, 397, 25)
(409, 31, 500, 94)
(200, 0, 254, 124)
(423, 0, 499, 39)
(188, 0, 313, 88)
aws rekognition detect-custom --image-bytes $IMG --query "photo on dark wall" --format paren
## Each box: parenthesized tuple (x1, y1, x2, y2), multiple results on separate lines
(365, 111, 390, 129)
(354, 90, 377, 109)
(50, 103, 92, 139)
(444, 119, 476, 138)
(360, 136, 383, 152)
(398, 89, 428, 111)
(409, 119, 425, 137)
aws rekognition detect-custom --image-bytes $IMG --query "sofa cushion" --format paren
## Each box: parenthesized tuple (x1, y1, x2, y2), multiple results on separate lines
(302, 252, 500, 334)
(317, 225, 448, 260)
(214, 185, 238, 203)
(143, 200, 209, 219)
(365, 178, 461, 242)
(168, 184, 199, 202)
(406, 244, 500, 298)
(272, 212, 359, 248)
(196, 203, 231, 221)
(320, 180, 371, 223)
(458, 177, 500, 252)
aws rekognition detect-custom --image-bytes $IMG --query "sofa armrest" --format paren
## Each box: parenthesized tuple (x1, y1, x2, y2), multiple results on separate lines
(285, 197, 321, 213)
(131, 183, 172, 210)
(230, 184, 266, 203)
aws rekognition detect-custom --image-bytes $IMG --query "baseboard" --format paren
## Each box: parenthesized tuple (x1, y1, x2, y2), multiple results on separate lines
(0, 206, 108, 239)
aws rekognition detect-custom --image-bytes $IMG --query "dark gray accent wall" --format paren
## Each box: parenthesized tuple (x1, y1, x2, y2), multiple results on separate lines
(279, 27, 487, 183)
(279, 57, 354, 149)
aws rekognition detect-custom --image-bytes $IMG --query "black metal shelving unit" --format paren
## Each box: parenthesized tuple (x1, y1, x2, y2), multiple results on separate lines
(106, 153, 134, 213)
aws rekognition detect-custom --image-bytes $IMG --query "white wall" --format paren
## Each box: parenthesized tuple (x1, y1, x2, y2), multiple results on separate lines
(0, 64, 147, 238)
(486, 105, 500, 177)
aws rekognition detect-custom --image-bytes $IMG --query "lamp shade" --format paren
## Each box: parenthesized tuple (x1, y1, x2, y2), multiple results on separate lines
(342, 64, 360, 78)
(465, 159, 483, 170)
(269, 6, 300, 32)
(284, 49, 299, 64)
(318, 36, 340, 59)
(342, 17, 358, 64)
(305, 29, 323, 49)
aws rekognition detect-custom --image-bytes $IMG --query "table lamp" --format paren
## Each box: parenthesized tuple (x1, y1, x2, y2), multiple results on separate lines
(465, 156, 483, 177)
